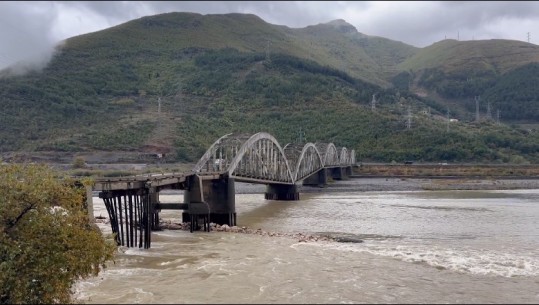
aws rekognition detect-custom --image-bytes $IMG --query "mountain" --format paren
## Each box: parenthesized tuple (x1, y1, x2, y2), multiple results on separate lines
(397, 39, 539, 122)
(1, 12, 539, 165)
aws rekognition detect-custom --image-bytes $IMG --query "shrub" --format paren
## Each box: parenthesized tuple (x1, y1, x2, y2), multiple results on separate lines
(0, 163, 116, 304)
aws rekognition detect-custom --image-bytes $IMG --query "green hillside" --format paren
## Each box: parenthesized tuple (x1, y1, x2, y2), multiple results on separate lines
(397, 39, 539, 122)
(399, 39, 539, 74)
(1, 12, 539, 165)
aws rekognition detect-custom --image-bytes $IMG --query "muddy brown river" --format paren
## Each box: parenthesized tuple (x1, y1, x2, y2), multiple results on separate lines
(75, 179, 539, 304)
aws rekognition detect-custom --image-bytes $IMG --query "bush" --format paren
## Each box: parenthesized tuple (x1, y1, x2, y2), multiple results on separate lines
(72, 156, 87, 169)
(0, 163, 116, 304)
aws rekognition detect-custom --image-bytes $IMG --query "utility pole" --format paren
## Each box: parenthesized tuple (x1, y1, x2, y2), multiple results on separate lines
(298, 127, 305, 144)
(157, 96, 162, 129)
(446, 107, 450, 132)
(371, 94, 376, 111)
(406, 105, 412, 129)
(265, 39, 271, 62)
(497, 109, 501, 125)
(475, 96, 480, 122)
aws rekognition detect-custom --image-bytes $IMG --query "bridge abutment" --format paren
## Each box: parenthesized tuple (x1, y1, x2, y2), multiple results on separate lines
(265, 184, 300, 200)
(302, 168, 328, 187)
(183, 175, 236, 230)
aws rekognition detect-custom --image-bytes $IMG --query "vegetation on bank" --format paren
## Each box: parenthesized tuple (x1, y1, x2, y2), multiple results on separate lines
(0, 164, 116, 304)
(355, 163, 539, 177)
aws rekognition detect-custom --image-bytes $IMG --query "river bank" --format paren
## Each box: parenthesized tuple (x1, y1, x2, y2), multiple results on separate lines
(155, 177, 539, 196)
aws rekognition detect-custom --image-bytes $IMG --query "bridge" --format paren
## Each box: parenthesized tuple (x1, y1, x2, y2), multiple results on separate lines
(91, 132, 356, 248)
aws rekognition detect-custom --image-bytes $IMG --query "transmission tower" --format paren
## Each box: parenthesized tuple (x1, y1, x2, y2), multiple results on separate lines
(528, 32, 531, 43)
(406, 105, 412, 129)
(497, 109, 501, 125)
(371, 94, 376, 111)
(475, 96, 480, 122)
(486, 101, 492, 120)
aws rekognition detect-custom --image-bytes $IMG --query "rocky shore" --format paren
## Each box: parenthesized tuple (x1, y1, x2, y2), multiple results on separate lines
(94, 216, 362, 243)
(160, 221, 351, 242)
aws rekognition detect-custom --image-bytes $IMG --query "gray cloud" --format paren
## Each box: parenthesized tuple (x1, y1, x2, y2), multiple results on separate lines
(1, 1, 539, 74)
(0, 2, 59, 75)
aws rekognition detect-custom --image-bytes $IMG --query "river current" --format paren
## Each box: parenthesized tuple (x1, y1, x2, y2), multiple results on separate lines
(75, 179, 539, 304)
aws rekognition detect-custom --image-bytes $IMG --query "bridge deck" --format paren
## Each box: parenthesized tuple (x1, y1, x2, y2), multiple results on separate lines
(93, 172, 223, 191)
(92, 165, 353, 191)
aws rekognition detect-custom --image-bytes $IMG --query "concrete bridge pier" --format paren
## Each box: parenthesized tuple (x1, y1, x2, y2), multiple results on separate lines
(330, 167, 343, 180)
(149, 187, 160, 231)
(183, 175, 236, 230)
(302, 168, 328, 187)
(84, 184, 94, 223)
(331, 167, 351, 180)
(265, 184, 300, 200)
(345, 166, 353, 177)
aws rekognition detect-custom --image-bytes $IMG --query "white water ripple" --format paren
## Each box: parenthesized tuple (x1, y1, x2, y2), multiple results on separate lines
(313, 242, 539, 277)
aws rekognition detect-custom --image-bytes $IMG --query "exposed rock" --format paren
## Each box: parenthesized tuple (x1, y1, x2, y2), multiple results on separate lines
(332, 236, 364, 243)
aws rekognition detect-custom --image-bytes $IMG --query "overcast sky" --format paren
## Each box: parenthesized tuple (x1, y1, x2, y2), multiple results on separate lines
(1, 1, 538, 73)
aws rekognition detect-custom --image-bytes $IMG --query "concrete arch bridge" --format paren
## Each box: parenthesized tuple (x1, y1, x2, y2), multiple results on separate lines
(92, 132, 356, 248)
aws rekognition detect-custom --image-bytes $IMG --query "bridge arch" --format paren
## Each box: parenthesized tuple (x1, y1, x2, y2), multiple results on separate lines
(293, 143, 324, 181)
(227, 132, 294, 183)
(193, 133, 234, 173)
(194, 132, 294, 183)
(194, 133, 354, 184)
(315, 143, 339, 167)
(339, 147, 349, 166)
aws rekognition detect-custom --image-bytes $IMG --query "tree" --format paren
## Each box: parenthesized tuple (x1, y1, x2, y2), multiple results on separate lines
(0, 163, 116, 304)
(72, 156, 87, 169)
